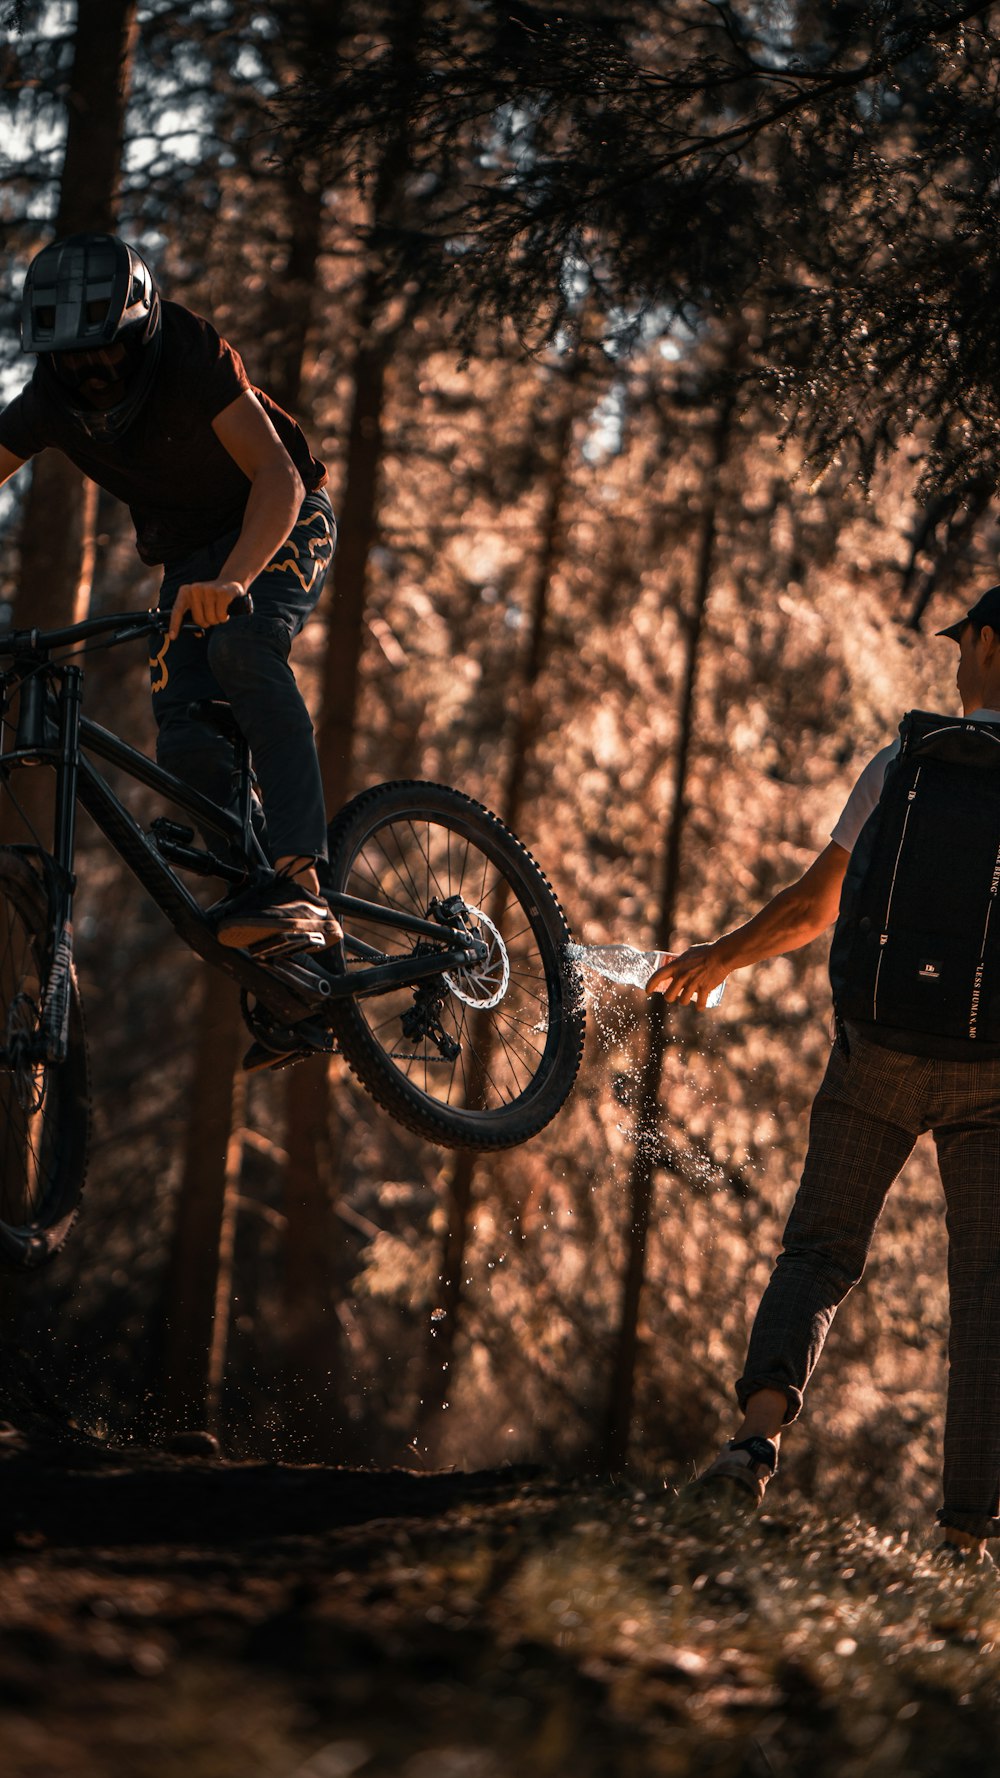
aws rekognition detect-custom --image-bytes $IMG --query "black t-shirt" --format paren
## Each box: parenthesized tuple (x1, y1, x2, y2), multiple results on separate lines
(0, 301, 327, 568)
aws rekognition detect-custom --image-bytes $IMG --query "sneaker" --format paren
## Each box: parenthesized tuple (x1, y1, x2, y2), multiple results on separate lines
(932, 1541, 998, 1572)
(213, 878, 343, 953)
(690, 1435, 779, 1509)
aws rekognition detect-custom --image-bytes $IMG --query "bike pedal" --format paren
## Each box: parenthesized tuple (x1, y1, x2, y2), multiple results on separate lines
(242, 1040, 312, 1074)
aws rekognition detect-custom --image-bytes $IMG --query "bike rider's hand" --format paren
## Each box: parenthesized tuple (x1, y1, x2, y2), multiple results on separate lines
(646, 941, 725, 1006)
(168, 578, 246, 639)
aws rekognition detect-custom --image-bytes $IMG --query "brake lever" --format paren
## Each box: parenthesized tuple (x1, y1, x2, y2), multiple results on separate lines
(113, 617, 162, 645)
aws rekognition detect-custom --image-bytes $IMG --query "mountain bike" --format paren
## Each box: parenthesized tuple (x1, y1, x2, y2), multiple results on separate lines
(0, 603, 585, 1269)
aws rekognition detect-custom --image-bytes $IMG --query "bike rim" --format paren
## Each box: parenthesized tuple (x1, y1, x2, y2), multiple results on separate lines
(0, 894, 65, 1234)
(339, 812, 560, 1114)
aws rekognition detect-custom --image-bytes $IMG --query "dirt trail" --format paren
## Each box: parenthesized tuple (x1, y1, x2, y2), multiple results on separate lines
(2, 1428, 999, 1778)
(0, 1422, 542, 1549)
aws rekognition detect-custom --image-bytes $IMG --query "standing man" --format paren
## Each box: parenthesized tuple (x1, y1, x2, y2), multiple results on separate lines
(648, 592, 1000, 1565)
(0, 232, 340, 957)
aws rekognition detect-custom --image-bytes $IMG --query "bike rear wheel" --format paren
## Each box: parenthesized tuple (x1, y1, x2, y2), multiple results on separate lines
(0, 849, 90, 1268)
(323, 782, 584, 1149)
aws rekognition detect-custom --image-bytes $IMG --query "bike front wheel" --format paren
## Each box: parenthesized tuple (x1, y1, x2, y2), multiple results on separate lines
(322, 782, 584, 1149)
(0, 849, 90, 1268)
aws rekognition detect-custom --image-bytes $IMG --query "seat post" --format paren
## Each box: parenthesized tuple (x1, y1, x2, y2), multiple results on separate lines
(185, 697, 270, 874)
(231, 732, 268, 871)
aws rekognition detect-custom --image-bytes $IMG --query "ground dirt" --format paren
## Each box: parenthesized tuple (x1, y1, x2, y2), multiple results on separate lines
(2, 1424, 999, 1778)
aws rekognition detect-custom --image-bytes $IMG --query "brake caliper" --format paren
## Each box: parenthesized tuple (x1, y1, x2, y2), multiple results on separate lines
(394, 897, 487, 1062)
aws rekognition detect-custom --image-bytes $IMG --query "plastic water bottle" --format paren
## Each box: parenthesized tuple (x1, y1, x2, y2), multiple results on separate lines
(565, 943, 726, 1006)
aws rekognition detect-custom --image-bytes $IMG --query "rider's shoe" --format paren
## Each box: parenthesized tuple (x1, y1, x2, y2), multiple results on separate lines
(213, 878, 342, 952)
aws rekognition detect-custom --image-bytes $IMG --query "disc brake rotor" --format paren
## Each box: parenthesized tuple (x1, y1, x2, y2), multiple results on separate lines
(442, 905, 510, 1010)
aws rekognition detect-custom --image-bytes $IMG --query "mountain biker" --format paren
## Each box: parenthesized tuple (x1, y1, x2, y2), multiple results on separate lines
(648, 593, 1000, 1566)
(0, 232, 340, 953)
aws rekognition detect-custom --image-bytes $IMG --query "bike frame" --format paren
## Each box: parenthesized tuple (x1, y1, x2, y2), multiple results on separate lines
(0, 609, 486, 1060)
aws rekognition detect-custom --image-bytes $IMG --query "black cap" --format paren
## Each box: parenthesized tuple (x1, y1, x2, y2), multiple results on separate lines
(936, 585, 1000, 642)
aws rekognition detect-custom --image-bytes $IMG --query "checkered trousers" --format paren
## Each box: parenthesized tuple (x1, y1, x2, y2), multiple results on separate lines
(736, 1026, 1000, 1536)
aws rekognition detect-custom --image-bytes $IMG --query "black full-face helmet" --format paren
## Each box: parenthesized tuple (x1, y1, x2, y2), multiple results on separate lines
(21, 233, 162, 441)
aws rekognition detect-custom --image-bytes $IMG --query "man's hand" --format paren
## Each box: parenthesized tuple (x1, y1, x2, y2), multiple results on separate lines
(644, 842, 850, 1007)
(647, 942, 726, 1006)
(168, 578, 246, 640)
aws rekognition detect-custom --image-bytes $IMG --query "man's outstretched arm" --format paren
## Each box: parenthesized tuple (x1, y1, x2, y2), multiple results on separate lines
(647, 839, 850, 1006)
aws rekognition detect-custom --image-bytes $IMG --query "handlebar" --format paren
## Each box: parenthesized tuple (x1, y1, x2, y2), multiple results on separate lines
(0, 591, 253, 660)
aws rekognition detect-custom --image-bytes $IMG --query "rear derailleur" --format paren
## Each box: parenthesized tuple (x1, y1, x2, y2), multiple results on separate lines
(398, 944, 462, 1062)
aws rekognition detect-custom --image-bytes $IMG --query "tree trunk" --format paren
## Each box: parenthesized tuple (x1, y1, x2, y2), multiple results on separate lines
(266, 166, 325, 416)
(56, 0, 138, 237)
(600, 356, 741, 1469)
(2, 0, 138, 851)
(417, 354, 584, 1449)
(280, 268, 392, 1456)
(15, 0, 138, 630)
(279, 1061, 342, 1458)
(161, 977, 247, 1436)
(267, 155, 350, 1462)
(160, 143, 331, 1448)
(0, 0, 137, 1366)
(314, 306, 393, 814)
(281, 0, 425, 1458)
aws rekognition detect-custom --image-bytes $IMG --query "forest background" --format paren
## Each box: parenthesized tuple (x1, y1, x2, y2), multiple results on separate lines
(2, 0, 998, 1531)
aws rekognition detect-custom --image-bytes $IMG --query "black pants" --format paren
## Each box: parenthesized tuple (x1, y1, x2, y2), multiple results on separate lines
(150, 489, 335, 862)
(737, 1026, 1000, 1537)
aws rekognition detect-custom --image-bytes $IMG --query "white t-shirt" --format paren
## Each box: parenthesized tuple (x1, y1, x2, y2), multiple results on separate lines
(830, 709, 1000, 854)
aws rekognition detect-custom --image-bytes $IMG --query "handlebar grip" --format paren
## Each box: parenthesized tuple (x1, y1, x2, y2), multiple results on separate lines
(153, 592, 254, 631)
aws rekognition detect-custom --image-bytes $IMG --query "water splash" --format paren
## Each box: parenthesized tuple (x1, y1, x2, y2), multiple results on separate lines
(566, 943, 733, 1208)
(566, 942, 725, 1006)
(566, 942, 666, 990)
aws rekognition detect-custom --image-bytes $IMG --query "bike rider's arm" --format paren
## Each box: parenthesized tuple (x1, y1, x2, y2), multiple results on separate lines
(167, 391, 305, 639)
(647, 840, 850, 1006)
(0, 443, 26, 490)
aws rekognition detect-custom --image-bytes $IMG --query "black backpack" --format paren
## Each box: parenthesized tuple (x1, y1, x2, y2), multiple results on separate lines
(829, 711, 1000, 1056)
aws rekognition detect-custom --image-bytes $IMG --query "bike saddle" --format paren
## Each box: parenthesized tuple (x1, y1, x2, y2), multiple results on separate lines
(186, 698, 244, 744)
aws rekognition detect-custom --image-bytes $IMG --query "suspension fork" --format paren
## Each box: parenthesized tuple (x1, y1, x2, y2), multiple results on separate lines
(40, 664, 82, 1062)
